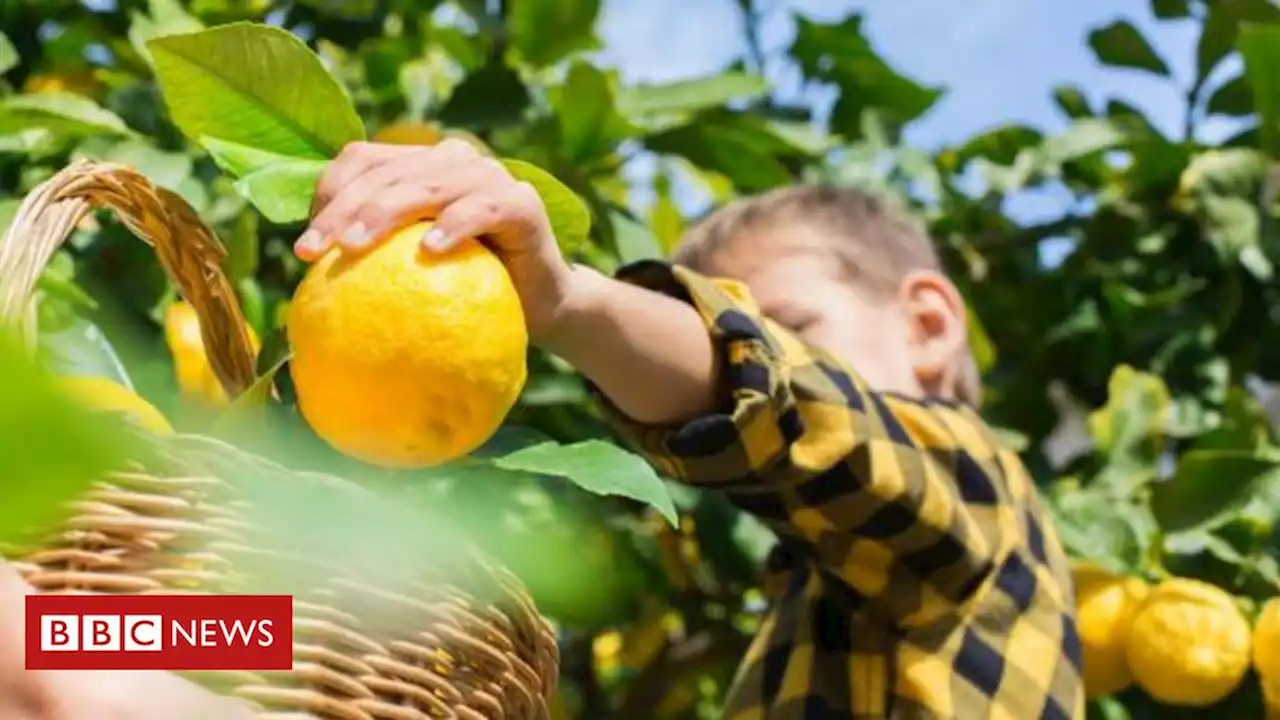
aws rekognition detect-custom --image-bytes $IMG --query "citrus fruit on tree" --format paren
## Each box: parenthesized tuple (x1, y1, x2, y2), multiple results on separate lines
(372, 121, 489, 153)
(164, 300, 260, 406)
(58, 376, 172, 435)
(1256, 598, 1280, 713)
(1125, 577, 1252, 706)
(372, 121, 444, 146)
(287, 221, 528, 469)
(1071, 562, 1149, 698)
(22, 70, 103, 98)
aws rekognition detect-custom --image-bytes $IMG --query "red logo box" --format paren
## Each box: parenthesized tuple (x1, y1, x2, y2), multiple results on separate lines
(26, 594, 293, 671)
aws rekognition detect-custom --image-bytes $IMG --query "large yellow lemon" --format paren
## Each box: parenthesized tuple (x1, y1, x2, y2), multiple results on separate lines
(1256, 598, 1280, 714)
(58, 376, 172, 435)
(1126, 577, 1252, 707)
(287, 221, 527, 468)
(1071, 563, 1148, 698)
(164, 300, 260, 406)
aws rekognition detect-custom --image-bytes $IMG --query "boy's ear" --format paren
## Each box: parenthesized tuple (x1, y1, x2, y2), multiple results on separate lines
(899, 270, 968, 399)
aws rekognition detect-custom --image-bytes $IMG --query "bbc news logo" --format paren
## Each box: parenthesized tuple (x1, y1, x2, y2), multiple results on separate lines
(26, 594, 292, 670)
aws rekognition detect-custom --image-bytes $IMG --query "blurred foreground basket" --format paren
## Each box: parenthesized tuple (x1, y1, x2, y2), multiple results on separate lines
(0, 160, 559, 719)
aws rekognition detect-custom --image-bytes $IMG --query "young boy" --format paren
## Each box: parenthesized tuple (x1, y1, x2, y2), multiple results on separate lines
(296, 140, 1085, 719)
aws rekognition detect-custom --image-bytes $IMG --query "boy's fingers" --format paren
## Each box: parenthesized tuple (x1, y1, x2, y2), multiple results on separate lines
(312, 142, 407, 216)
(346, 157, 509, 247)
(424, 181, 544, 254)
(300, 148, 434, 257)
(300, 145, 506, 259)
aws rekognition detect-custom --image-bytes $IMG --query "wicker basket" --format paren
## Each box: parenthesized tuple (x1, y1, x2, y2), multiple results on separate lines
(0, 160, 560, 719)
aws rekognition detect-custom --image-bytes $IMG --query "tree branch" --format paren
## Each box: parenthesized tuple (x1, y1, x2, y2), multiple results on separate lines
(736, 0, 768, 76)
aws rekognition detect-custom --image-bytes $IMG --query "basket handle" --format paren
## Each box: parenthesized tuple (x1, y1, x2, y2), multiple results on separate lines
(0, 158, 258, 397)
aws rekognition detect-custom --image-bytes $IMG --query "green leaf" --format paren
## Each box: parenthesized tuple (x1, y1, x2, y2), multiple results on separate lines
(1041, 118, 1125, 166)
(296, 0, 376, 18)
(507, 0, 600, 68)
(551, 61, 636, 162)
(233, 159, 328, 224)
(1089, 696, 1133, 720)
(1152, 0, 1191, 18)
(617, 71, 770, 119)
(1176, 148, 1269, 261)
(1151, 450, 1280, 533)
(1197, 0, 1280, 85)
(1201, 194, 1261, 257)
(955, 124, 1043, 166)
(519, 373, 587, 406)
(1194, 388, 1275, 453)
(200, 135, 298, 177)
(971, 154, 1040, 195)
(1106, 99, 1164, 139)
(36, 315, 134, 390)
(1087, 365, 1170, 493)
(1048, 487, 1146, 573)
(227, 212, 261, 283)
(128, 0, 203, 65)
(1087, 20, 1170, 77)
(1239, 23, 1280, 156)
(766, 118, 835, 155)
(646, 114, 798, 191)
(437, 62, 530, 130)
(1207, 74, 1255, 117)
(501, 159, 592, 256)
(148, 22, 365, 160)
(492, 440, 678, 526)
(1052, 85, 1095, 119)
(213, 333, 290, 434)
(649, 169, 685, 254)
(76, 138, 193, 191)
(610, 209, 662, 264)
(790, 14, 943, 139)
(0, 330, 140, 547)
(1178, 147, 1269, 198)
(0, 31, 17, 75)
(473, 425, 557, 457)
(0, 94, 132, 141)
(36, 251, 97, 317)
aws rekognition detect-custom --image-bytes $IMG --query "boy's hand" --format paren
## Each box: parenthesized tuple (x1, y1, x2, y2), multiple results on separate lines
(294, 139, 718, 426)
(293, 139, 577, 342)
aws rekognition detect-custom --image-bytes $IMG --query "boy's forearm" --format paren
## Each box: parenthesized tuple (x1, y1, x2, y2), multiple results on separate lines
(538, 266, 718, 426)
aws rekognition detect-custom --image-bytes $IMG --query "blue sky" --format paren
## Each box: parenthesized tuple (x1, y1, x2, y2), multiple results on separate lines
(596, 0, 1238, 147)
(592, 0, 1253, 251)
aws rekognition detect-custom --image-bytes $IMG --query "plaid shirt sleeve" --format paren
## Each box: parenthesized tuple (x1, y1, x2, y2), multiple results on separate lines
(590, 260, 1053, 628)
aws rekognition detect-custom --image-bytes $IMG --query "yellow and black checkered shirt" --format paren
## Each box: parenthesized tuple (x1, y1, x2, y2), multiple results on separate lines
(593, 262, 1085, 720)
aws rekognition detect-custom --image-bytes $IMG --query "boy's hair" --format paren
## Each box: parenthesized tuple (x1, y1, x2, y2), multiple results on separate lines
(672, 185, 982, 407)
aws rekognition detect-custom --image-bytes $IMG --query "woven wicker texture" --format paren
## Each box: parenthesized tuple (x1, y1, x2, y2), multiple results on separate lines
(0, 160, 559, 719)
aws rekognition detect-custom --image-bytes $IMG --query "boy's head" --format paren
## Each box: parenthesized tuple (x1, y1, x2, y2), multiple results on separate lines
(674, 185, 981, 407)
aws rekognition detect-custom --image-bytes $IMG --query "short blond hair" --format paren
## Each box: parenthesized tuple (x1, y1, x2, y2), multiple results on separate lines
(673, 185, 982, 407)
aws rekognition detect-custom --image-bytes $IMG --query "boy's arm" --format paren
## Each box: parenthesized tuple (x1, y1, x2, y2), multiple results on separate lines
(539, 265, 719, 426)
(550, 261, 1024, 625)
